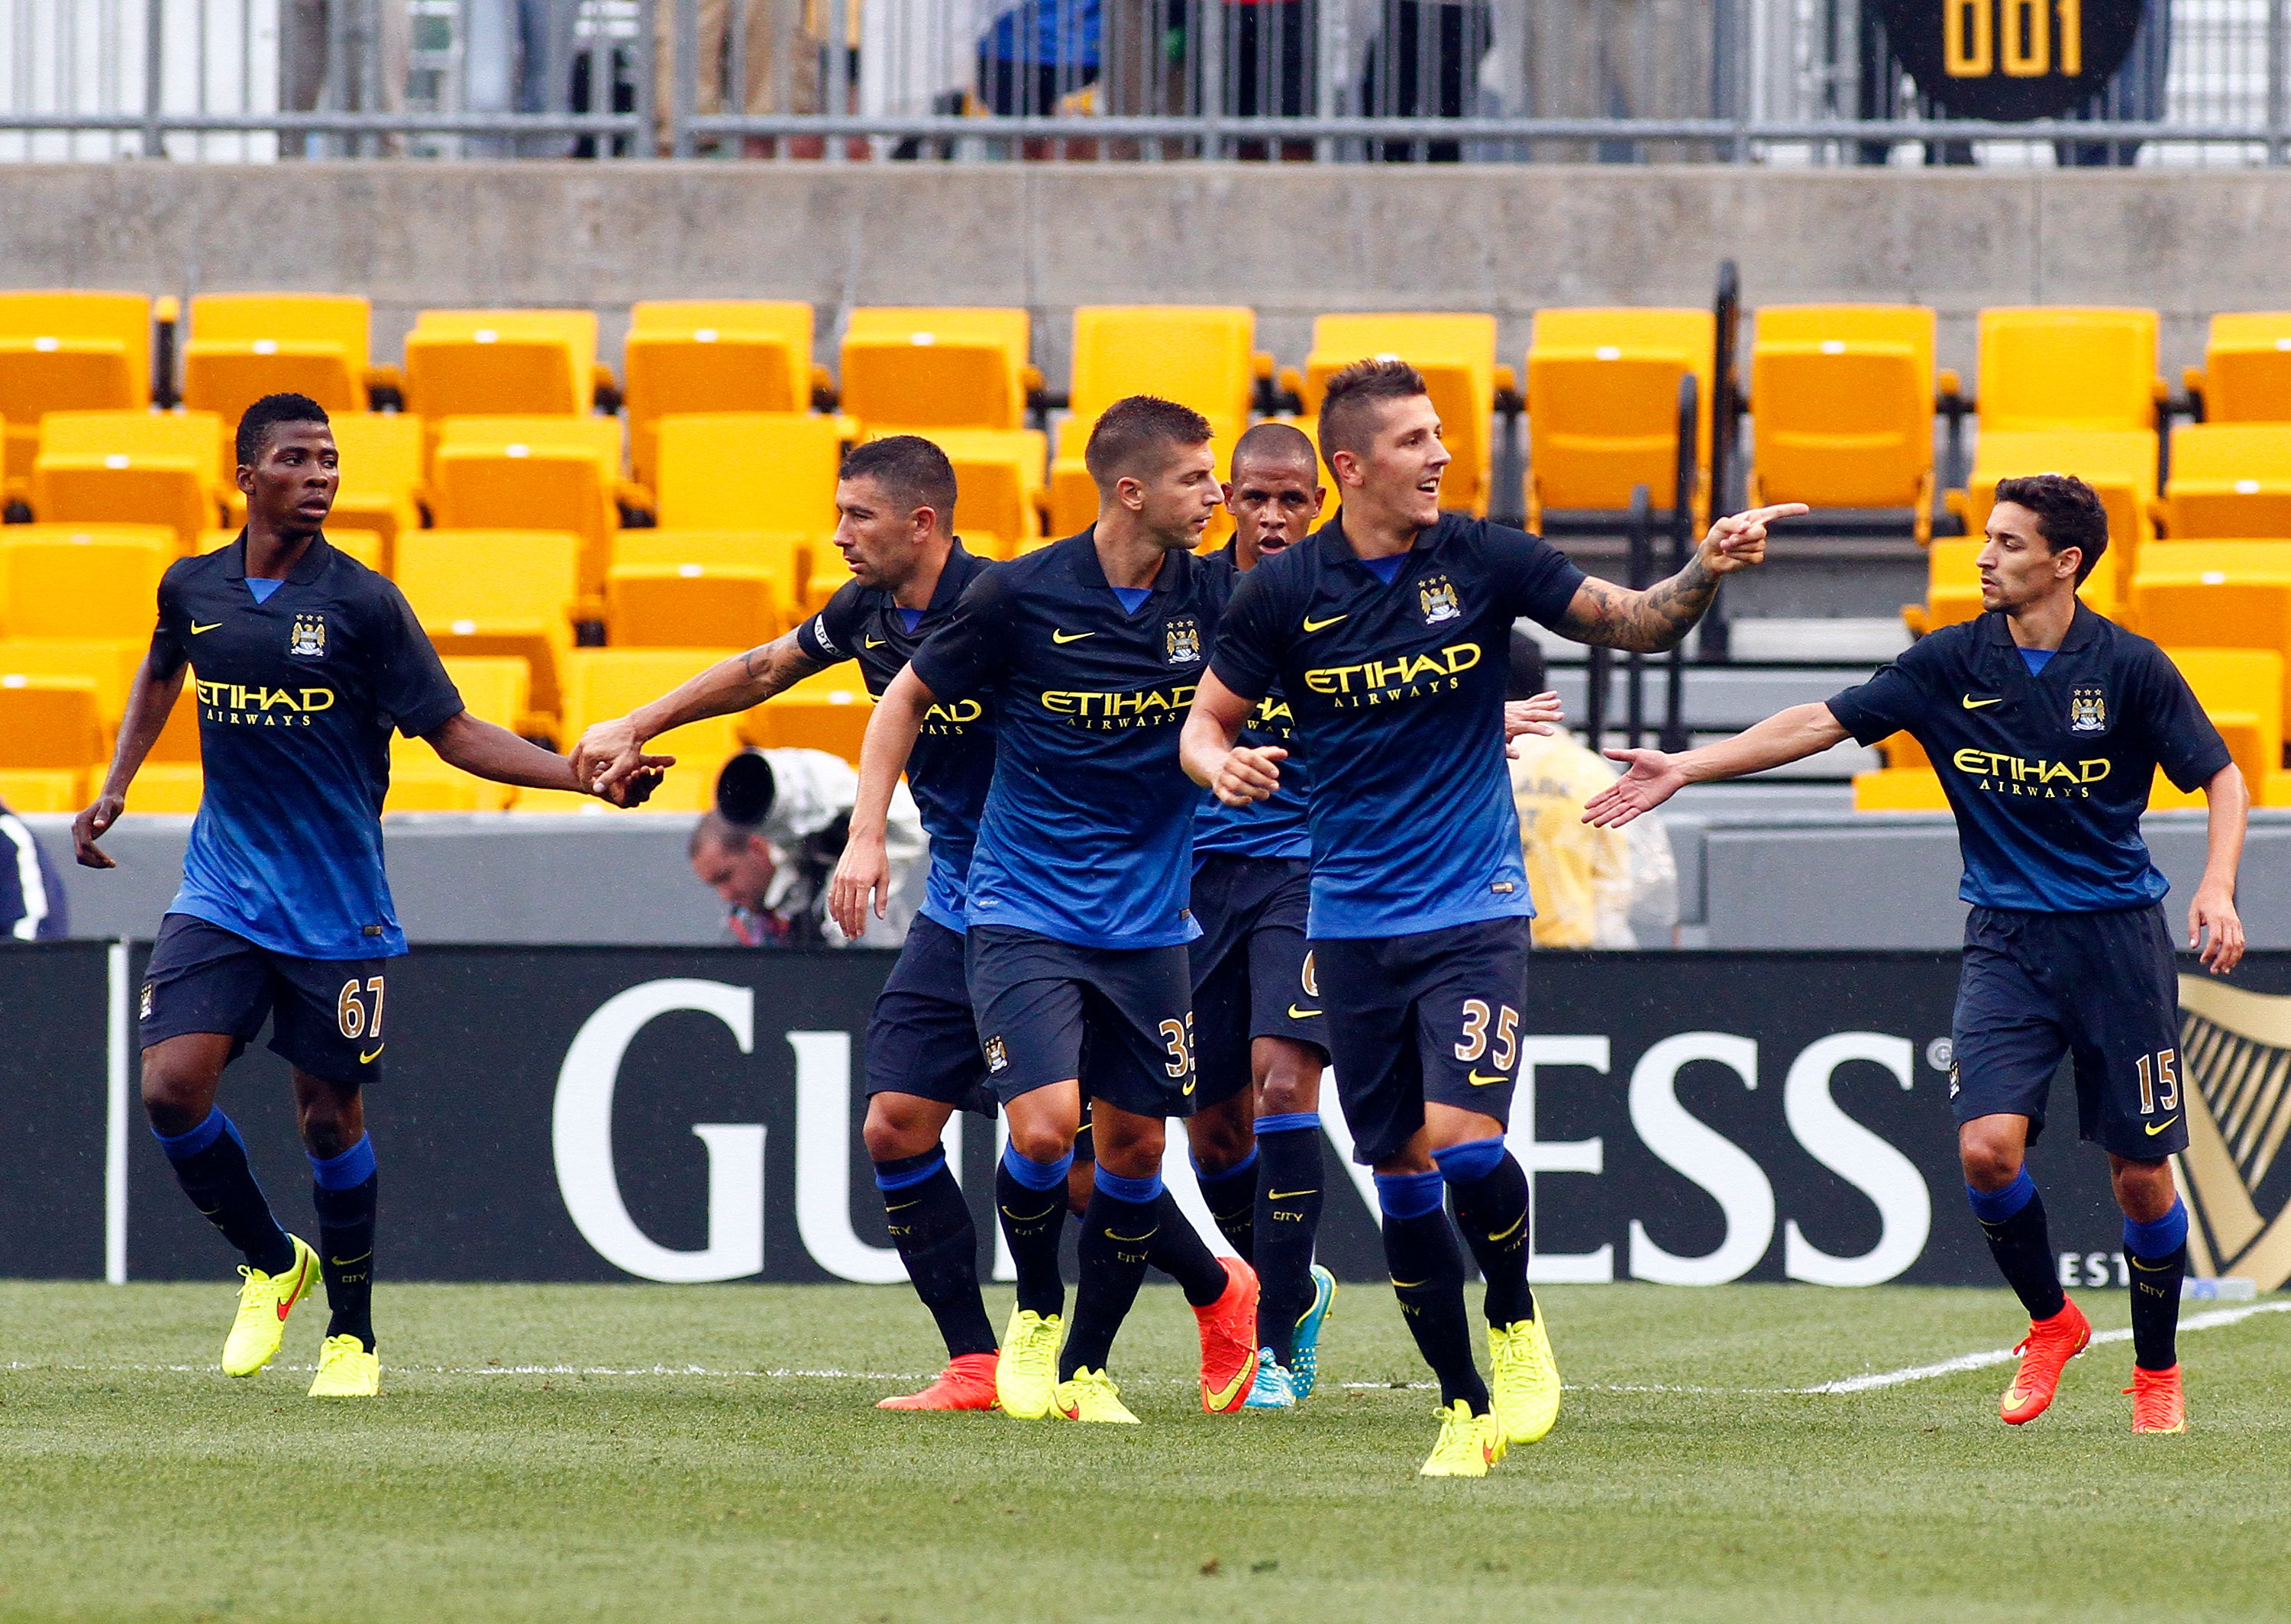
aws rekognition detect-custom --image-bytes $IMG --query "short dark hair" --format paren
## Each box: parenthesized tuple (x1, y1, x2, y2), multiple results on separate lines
(689, 809, 761, 860)
(1507, 630, 1548, 702)
(1318, 358, 1428, 468)
(1084, 396, 1213, 490)
(841, 434, 958, 532)
(1230, 420, 1317, 479)
(235, 392, 331, 467)
(1992, 472, 2108, 586)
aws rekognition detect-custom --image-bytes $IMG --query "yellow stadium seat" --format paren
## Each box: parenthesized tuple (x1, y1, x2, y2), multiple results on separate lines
(1748, 305, 1936, 543)
(1877, 731, 1931, 770)
(656, 413, 845, 604)
(2194, 313, 2291, 423)
(1526, 308, 1714, 531)
(2131, 541, 2291, 709)
(32, 410, 228, 545)
(2163, 423, 2291, 539)
(559, 647, 744, 812)
(1951, 428, 2157, 612)
(0, 291, 151, 500)
(0, 527, 173, 641)
(0, 768, 82, 811)
(874, 426, 1045, 558)
(0, 638, 144, 725)
(183, 293, 370, 424)
(431, 415, 623, 596)
(2150, 648, 2283, 805)
(1975, 308, 2162, 434)
(613, 528, 807, 605)
(1050, 307, 1258, 536)
(0, 672, 103, 775)
(736, 664, 874, 765)
(403, 309, 600, 428)
(1305, 314, 1498, 516)
(394, 530, 580, 725)
(608, 561, 785, 649)
(839, 308, 1032, 433)
(1853, 768, 1950, 811)
(625, 300, 814, 492)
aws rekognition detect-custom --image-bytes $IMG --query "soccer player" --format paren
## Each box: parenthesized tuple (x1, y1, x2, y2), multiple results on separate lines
(1191, 422, 1339, 1409)
(1183, 359, 1793, 1474)
(71, 393, 663, 1397)
(1584, 473, 2246, 1436)
(832, 397, 1259, 1425)
(576, 436, 1008, 1410)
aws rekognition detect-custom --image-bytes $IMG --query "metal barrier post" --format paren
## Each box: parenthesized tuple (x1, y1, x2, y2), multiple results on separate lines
(671, 0, 699, 157)
(2272, 0, 2288, 167)
(141, 0, 166, 157)
(635, 0, 658, 157)
(1698, 260, 1739, 663)
(1200, 0, 1226, 159)
(1625, 484, 1651, 750)
(1662, 373, 1695, 751)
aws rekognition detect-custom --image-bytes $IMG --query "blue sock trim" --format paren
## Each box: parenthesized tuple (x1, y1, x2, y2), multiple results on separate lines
(874, 1151, 946, 1193)
(1193, 1147, 1259, 1189)
(1375, 1169, 1446, 1222)
(1000, 1142, 1073, 1192)
(1431, 1136, 1508, 1185)
(1254, 1112, 1321, 1135)
(1966, 1167, 2037, 1224)
(308, 1135, 376, 1190)
(153, 1108, 230, 1163)
(1094, 1167, 1164, 1205)
(2123, 1198, 2189, 1258)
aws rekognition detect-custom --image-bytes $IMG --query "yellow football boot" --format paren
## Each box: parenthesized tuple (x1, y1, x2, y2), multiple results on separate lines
(308, 1334, 381, 1398)
(1418, 1400, 1506, 1477)
(221, 1235, 319, 1377)
(1488, 1314, 1562, 1444)
(1053, 1367, 1140, 1424)
(995, 1307, 1064, 1420)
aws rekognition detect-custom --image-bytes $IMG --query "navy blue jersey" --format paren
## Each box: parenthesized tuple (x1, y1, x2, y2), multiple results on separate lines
(0, 806, 67, 940)
(1210, 514, 1585, 939)
(1193, 541, 1310, 861)
(796, 542, 997, 931)
(148, 533, 463, 958)
(910, 530, 1220, 950)
(1827, 606, 2231, 912)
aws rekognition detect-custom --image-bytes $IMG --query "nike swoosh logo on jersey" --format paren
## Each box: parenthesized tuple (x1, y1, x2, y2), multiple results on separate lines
(192, 622, 222, 634)
(360, 1044, 385, 1063)
(1302, 613, 1348, 633)
(1962, 695, 2003, 709)
(1466, 1070, 1509, 1085)
(1287, 1005, 1323, 1019)
(2144, 1115, 2180, 1136)
(1052, 629, 1094, 644)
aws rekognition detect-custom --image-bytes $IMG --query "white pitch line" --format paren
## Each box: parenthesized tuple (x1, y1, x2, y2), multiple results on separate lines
(1796, 1300, 2291, 1394)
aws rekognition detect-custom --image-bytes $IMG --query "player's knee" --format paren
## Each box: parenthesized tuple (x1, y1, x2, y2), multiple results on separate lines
(861, 1101, 934, 1162)
(2109, 1157, 2175, 1222)
(1958, 1133, 2022, 1190)
(138, 1056, 212, 1135)
(1188, 1112, 1253, 1174)
(1093, 1119, 1165, 1179)
(1256, 1065, 1319, 1118)
(1007, 1119, 1074, 1167)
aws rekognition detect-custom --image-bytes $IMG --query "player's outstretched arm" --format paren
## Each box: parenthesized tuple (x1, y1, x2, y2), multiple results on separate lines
(829, 664, 933, 938)
(2191, 762, 2249, 974)
(1181, 670, 1284, 807)
(73, 648, 189, 869)
(428, 712, 671, 805)
(572, 631, 827, 795)
(1582, 702, 1850, 828)
(1556, 503, 1808, 654)
(1504, 690, 1565, 758)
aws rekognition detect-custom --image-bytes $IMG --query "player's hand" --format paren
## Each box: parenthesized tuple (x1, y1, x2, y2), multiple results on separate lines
(72, 794, 122, 869)
(1504, 692, 1564, 759)
(2190, 880, 2244, 974)
(574, 715, 670, 795)
(1582, 748, 1688, 828)
(593, 757, 674, 809)
(1210, 745, 1284, 808)
(829, 827, 890, 941)
(1696, 503, 1807, 576)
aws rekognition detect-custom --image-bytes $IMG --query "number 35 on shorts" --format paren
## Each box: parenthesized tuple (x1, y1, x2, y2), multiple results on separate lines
(1454, 998, 1520, 1078)
(337, 974, 386, 1041)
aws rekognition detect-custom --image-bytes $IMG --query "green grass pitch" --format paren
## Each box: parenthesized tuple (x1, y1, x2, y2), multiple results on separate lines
(2, 1280, 2286, 1622)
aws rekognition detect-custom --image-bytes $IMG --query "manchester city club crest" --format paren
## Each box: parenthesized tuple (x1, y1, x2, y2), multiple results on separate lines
(2068, 684, 2107, 734)
(1418, 574, 1461, 625)
(2170, 977, 2291, 1293)
(1164, 616, 1202, 664)
(983, 1035, 1009, 1074)
(289, 613, 327, 658)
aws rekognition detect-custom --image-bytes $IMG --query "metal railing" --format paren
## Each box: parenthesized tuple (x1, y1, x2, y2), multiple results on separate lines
(2, 0, 2285, 161)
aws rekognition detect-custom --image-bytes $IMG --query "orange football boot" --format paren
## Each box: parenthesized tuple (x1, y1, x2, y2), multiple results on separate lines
(1999, 1298, 2092, 1425)
(877, 1351, 1000, 1411)
(1194, 1256, 1262, 1413)
(2125, 1364, 2187, 1433)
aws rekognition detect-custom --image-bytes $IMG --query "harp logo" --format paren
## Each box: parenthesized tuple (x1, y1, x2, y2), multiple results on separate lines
(2170, 977, 2291, 1292)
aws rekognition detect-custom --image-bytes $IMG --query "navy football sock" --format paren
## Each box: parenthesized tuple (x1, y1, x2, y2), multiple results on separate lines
(309, 1136, 377, 1351)
(1968, 1170, 2067, 1321)
(2125, 1199, 2189, 1371)
(1378, 1171, 1488, 1413)
(1062, 1170, 1162, 1380)
(155, 1110, 295, 1277)
(1148, 1190, 1230, 1308)
(1193, 1149, 1258, 1265)
(1253, 1118, 1324, 1364)
(995, 1145, 1071, 1321)
(1438, 1138, 1536, 1327)
(876, 1151, 996, 1360)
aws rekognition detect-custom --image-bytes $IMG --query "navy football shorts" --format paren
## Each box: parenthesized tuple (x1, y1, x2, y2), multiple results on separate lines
(1189, 854, 1329, 1109)
(1951, 903, 2189, 1159)
(965, 925, 1196, 1120)
(864, 915, 997, 1117)
(139, 912, 392, 1086)
(1312, 915, 1533, 1166)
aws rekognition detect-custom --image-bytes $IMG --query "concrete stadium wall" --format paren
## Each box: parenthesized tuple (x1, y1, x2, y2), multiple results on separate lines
(7, 162, 2290, 385)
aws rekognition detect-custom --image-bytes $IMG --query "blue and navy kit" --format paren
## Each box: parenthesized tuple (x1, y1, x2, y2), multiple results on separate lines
(148, 532, 463, 960)
(1193, 541, 1310, 861)
(796, 542, 997, 934)
(910, 529, 1222, 951)
(1209, 512, 1586, 939)
(1826, 606, 2231, 912)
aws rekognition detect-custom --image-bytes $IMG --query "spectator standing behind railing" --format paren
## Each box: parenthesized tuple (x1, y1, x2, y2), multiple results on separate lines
(0, 800, 67, 941)
(977, 0, 1100, 113)
(690, 747, 926, 947)
(653, 0, 826, 153)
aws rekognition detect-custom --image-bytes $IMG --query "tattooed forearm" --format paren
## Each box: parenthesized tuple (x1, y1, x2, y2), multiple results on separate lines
(739, 633, 825, 697)
(1557, 554, 1721, 653)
